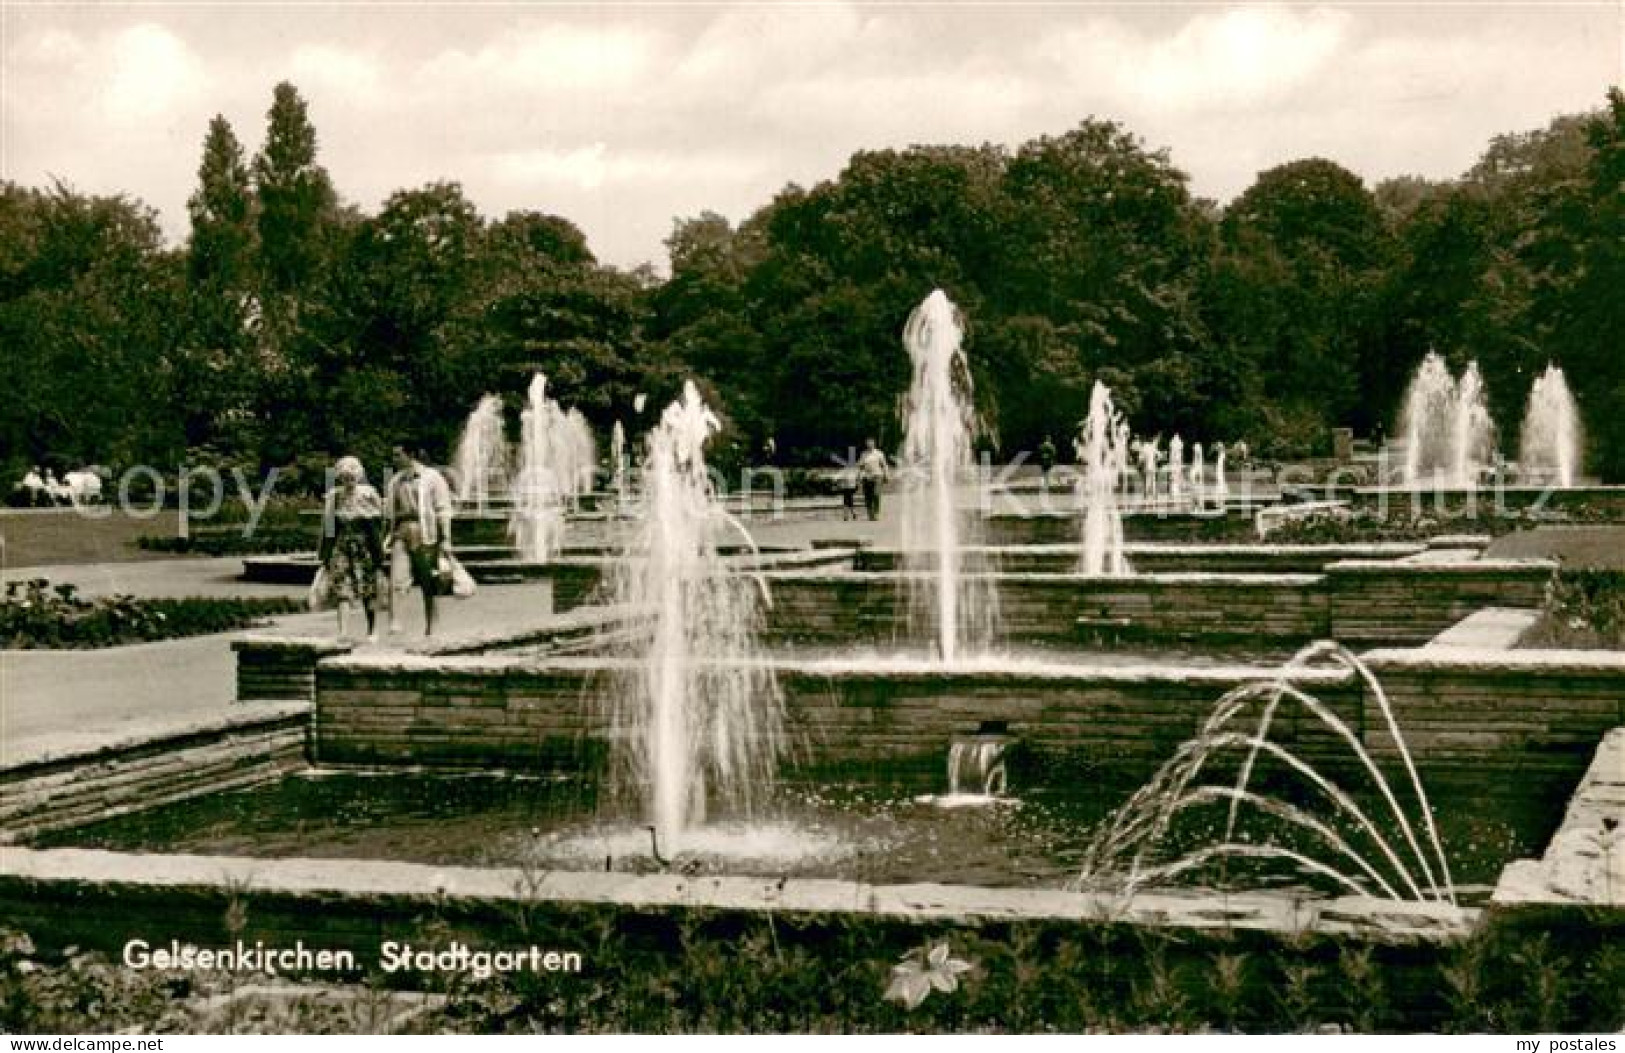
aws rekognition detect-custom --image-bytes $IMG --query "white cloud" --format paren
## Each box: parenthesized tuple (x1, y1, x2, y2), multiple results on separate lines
(1040, 6, 1352, 113)
(489, 142, 765, 192)
(290, 44, 384, 105)
(678, 2, 872, 85)
(100, 23, 208, 122)
(2, 4, 1615, 268)
(417, 22, 663, 96)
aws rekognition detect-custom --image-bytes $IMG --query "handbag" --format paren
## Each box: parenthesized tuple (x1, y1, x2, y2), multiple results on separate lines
(437, 551, 477, 599)
(307, 566, 330, 611)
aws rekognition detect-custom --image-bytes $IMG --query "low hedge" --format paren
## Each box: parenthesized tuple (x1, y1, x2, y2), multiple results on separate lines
(136, 527, 314, 557)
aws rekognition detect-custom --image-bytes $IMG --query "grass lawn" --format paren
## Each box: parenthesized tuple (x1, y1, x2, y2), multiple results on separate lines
(0, 508, 187, 569)
(1484, 525, 1625, 569)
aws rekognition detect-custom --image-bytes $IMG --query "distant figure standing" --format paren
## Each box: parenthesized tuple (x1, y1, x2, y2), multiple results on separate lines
(63, 468, 102, 506)
(857, 439, 889, 522)
(1037, 435, 1057, 487)
(318, 456, 385, 644)
(42, 469, 68, 505)
(19, 466, 46, 507)
(387, 444, 454, 637)
(837, 462, 859, 521)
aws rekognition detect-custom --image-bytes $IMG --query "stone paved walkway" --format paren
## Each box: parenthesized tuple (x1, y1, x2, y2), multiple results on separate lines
(5, 499, 902, 767)
(1, 575, 559, 767)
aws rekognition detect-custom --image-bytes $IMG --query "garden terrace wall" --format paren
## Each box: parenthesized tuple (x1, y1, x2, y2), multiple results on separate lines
(857, 543, 1429, 576)
(759, 560, 1553, 649)
(311, 654, 1353, 778)
(0, 704, 309, 842)
(234, 605, 644, 704)
(762, 572, 1327, 646)
(1493, 727, 1625, 913)
(1350, 485, 1625, 520)
(235, 637, 352, 703)
(982, 511, 1260, 546)
(538, 547, 860, 613)
(1323, 560, 1552, 645)
(312, 645, 1620, 797)
(1359, 649, 1625, 781)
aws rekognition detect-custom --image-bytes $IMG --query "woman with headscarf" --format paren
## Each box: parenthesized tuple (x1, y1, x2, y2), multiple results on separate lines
(317, 455, 386, 643)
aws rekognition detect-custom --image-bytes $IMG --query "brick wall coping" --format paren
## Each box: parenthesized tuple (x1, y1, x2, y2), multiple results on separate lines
(1426, 608, 1540, 651)
(320, 650, 1354, 687)
(1, 702, 310, 777)
(761, 657, 1354, 686)
(1353, 485, 1625, 497)
(408, 604, 644, 657)
(1424, 535, 1493, 549)
(517, 546, 852, 571)
(0, 846, 1478, 942)
(1324, 558, 1556, 575)
(868, 542, 1428, 558)
(1361, 647, 1625, 673)
(761, 569, 1327, 587)
(232, 635, 351, 656)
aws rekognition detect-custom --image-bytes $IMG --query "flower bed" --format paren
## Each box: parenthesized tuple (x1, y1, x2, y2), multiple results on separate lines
(1521, 569, 1625, 650)
(2, 579, 303, 649)
(1, 910, 1619, 1034)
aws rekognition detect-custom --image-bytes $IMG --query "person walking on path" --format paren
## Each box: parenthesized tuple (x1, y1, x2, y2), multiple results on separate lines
(386, 444, 454, 637)
(836, 461, 860, 520)
(1038, 435, 1057, 488)
(316, 455, 386, 643)
(857, 438, 889, 522)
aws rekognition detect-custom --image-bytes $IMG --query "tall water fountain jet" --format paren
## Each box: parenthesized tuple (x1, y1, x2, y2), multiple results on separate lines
(606, 381, 786, 852)
(610, 420, 629, 505)
(1451, 362, 1495, 487)
(1399, 352, 1455, 484)
(562, 407, 598, 508)
(1398, 352, 1497, 487)
(1168, 435, 1186, 502)
(510, 374, 571, 561)
(1139, 439, 1160, 498)
(1076, 381, 1131, 577)
(451, 394, 507, 505)
(1077, 641, 1455, 904)
(1520, 364, 1582, 487)
(898, 290, 998, 662)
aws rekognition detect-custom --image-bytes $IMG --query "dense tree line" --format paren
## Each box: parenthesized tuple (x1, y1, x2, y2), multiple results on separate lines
(2, 82, 1620, 483)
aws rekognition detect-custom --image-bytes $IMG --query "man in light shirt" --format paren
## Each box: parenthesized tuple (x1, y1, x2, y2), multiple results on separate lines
(387, 444, 454, 637)
(856, 438, 889, 522)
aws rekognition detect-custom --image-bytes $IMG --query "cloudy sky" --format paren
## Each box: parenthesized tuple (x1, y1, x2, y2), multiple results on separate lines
(3, 2, 1620, 270)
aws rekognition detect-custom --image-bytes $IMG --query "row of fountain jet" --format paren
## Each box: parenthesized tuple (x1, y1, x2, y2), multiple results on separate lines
(450, 374, 619, 562)
(1397, 353, 1582, 488)
(574, 287, 1459, 905)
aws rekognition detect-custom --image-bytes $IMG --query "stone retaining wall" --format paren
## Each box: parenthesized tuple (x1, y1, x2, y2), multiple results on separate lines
(983, 511, 1257, 546)
(310, 648, 1621, 792)
(859, 543, 1427, 576)
(762, 572, 1327, 646)
(760, 560, 1553, 648)
(0, 705, 310, 842)
(1494, 728, 1625, 912)
(1350, 486, 1625, 520)
(1324, 560, 1552, 645)
(235, 638, 352, 702)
